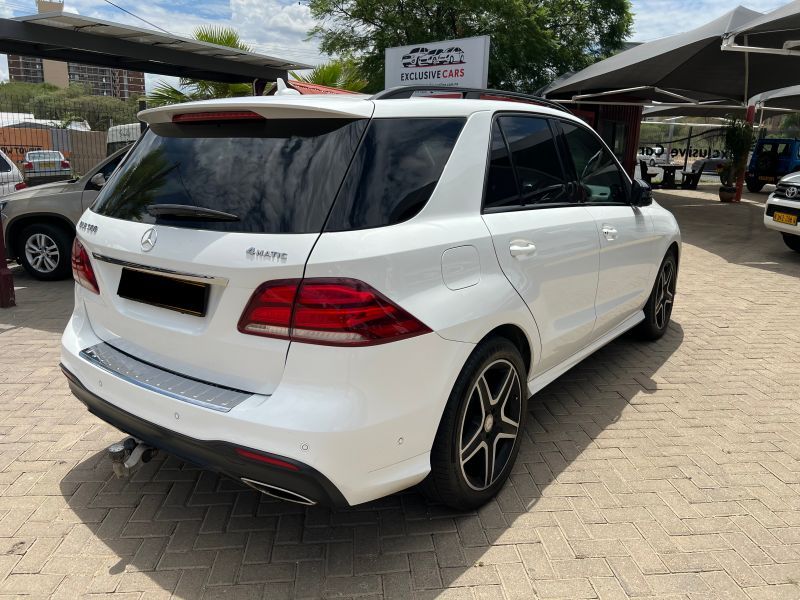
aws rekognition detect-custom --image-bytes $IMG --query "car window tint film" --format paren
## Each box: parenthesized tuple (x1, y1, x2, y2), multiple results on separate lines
(498, 116, 571, 206)
(325, 118, 465, 231)
(484, 121, 520, 209)
(91, 118, 368, 234)
(561, 121, 628, 204)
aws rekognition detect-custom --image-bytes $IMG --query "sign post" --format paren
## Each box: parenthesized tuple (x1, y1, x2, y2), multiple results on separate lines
(385, 36, 490, 90)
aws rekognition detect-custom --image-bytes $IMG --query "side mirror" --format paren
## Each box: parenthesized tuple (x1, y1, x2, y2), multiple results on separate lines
(630, 178, 653, 207)
(89, 172, 106, 189)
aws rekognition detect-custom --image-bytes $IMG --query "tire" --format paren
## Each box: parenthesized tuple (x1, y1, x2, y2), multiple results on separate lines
(783, 233, 800, 253)
(422, 337, 528, 510)
(16, 223, 73, 280)
(746, 180, 764, 193)
(634, 251, 678, 341)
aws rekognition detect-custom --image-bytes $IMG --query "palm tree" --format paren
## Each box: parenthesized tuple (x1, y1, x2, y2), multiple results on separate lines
(290, 59, 368, 92)
(147, 26, 254, 106)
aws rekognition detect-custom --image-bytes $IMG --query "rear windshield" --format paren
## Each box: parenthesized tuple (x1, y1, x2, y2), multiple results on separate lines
(91, 116, 464, 234)
(91, 118, 368, 234)
(28, 151, 62, 160)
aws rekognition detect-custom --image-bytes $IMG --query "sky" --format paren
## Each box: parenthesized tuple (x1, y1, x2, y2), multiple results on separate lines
(0, 0, 793, 90)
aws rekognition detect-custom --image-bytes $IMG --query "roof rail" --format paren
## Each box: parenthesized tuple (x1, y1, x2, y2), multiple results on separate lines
(371, 85, 570, 113)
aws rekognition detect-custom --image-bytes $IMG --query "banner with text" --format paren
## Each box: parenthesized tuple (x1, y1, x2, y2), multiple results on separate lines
(385, 36, 490, 89)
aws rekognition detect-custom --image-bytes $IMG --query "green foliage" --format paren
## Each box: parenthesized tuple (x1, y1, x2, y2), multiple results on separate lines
(290, 59, 368, 92)
(307, 0, 633, 92)
(147, 26, 254, 107)
(0, 82, 138, 130)
(0, 81, 60, 107)
(722, 116, 754, 186)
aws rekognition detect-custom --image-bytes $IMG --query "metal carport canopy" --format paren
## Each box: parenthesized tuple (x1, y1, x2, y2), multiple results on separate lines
(0, 11, 312, 84)
(542, 5, 800, 104)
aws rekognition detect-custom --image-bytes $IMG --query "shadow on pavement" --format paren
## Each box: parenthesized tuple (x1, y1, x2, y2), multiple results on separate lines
(655, 190, 800, 279)
(59, 321, 684, 598)
(0, 265, 74, 335)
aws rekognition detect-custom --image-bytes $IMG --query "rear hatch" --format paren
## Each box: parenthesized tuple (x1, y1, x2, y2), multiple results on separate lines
(80, 101, 373, 394)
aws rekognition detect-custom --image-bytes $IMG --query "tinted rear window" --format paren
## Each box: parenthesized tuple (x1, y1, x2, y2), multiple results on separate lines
(324, 118, 465, 231)
(91, 118, 368, 234)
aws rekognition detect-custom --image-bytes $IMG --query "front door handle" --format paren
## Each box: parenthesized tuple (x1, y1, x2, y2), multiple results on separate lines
(601, 224, 618, 241)
(509, 239, 537, 259)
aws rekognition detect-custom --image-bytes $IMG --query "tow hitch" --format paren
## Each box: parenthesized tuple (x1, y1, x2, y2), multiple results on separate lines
(107, 437, 158, 478)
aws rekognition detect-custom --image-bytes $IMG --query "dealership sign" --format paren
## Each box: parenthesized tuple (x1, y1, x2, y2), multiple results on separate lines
(385, 35, 490, 89)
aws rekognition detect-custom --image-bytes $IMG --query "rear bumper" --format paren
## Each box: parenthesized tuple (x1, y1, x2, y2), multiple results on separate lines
(62, 364, 348, 506)
(62, 292, 475, 505)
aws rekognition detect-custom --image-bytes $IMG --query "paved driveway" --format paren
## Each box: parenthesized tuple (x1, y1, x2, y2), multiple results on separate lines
(1, 189, 799, 599)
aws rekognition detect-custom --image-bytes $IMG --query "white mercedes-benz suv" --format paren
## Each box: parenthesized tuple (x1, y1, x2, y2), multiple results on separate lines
(61, 86, 681, 509)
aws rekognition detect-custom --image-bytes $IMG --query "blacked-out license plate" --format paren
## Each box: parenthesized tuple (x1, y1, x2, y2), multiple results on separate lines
(117, 268, 209, 316)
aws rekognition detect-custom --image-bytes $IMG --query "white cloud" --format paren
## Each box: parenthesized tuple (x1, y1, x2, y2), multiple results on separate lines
(629, 0, 789, 41)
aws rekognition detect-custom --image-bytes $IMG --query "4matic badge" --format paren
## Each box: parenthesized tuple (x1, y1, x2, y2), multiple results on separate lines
(246, 247, 288, 263)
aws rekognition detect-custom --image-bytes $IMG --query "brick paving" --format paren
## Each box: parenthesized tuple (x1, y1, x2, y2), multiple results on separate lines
(1, 186, 799, 599)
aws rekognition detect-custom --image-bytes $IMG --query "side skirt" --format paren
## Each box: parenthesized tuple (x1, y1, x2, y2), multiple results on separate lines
(527, 310, 645, 396)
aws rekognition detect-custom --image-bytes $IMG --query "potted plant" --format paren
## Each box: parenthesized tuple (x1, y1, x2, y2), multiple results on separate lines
(719, 117, 754, 202)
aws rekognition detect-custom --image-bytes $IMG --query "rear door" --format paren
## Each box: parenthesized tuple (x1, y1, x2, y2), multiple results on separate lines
(0, 152, 20, 195)
(481, 114, 600, 375)
(80, 110, 371, 395)
(557, 119, 657, 337)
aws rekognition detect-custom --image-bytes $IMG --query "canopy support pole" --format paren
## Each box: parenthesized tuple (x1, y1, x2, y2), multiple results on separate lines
(735, 105, 756, 203)
(0, 215, 15, 308)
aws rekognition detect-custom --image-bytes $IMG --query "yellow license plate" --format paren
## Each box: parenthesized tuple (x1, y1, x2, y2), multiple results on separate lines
(41, 161, 57, 169)
(773, 212, 798, 226)
(759, 176, 775, 182)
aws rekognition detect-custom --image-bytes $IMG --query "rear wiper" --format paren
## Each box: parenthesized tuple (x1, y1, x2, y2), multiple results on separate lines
(145, 204, 240, 221)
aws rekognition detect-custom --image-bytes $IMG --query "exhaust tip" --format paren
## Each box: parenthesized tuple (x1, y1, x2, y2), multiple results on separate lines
(241, 477, 317, 506)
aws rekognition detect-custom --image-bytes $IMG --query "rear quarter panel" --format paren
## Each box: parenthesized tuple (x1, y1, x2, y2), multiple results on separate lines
(305, 110, 542, 376)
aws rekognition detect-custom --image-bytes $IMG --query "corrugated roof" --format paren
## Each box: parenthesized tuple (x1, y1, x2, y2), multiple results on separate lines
(265, 80, 361, 96)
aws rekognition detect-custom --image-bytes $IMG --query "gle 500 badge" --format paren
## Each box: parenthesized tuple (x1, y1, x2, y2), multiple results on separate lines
(385, 35, 490, 89)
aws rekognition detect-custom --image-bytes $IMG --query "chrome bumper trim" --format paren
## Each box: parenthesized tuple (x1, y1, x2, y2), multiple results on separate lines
(79, 342, 253, 412)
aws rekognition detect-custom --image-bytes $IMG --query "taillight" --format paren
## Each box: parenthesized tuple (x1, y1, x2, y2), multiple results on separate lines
(61, 160, 70, 169)
(238, 278, 431, 346)
(14, 182, 26, 191)
(71, 239, 99, 294)
(22, 161, 32, 170)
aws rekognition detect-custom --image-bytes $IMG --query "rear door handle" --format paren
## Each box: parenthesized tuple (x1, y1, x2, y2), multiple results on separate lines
(509, 239, 537, 259)
(601, 224, 618, 241)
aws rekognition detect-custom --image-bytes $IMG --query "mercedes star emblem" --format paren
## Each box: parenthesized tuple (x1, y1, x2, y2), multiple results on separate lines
(140, 227, 158, 252)
(786, 186, 798, 199)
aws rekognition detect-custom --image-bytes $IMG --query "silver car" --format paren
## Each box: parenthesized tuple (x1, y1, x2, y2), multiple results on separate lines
(1, 147, 128, 280)
(22, 150, 73, 184)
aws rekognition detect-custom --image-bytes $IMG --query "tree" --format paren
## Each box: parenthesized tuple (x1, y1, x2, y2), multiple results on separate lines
(308, 0, 633, 93)
(147, 26, 254, 106)
(290, 59, 368, 92)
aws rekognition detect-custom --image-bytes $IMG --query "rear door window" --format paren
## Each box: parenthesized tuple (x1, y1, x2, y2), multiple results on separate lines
(0, 155, 11, 173)
(498, 116, 570, 206)
(484, 122, 519, 210)
(91, 118, 368, 234)
(324, 118, 465, 231)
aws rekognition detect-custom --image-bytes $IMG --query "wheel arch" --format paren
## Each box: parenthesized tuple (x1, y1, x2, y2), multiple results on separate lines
(478, 324, 532, 378)
(6, 213, 75, 259)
